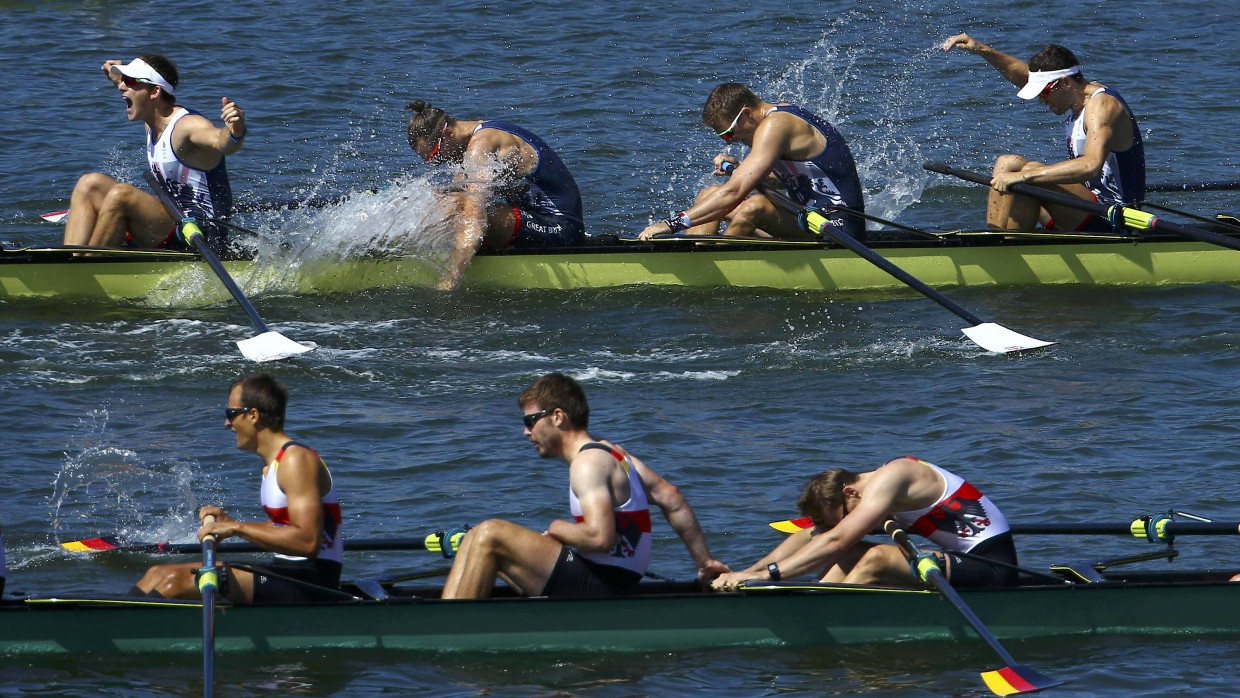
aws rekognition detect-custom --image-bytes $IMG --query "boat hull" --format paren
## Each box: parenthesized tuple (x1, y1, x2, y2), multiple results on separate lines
(4, 235, 1240, 302)
(4, 575, 1239, 655)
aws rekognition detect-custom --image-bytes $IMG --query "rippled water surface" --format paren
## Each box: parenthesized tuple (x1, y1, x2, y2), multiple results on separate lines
(2, 1, 1239, 695)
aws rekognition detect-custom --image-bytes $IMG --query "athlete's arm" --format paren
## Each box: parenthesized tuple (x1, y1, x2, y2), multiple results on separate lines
(546, 453, 619, 554)
(994, 95, 1128, 191)
(680, 113, 790, 225)
(628, 454, 730, 583)
(197, 447, 326, 558)
(941, 33, 1029, 88)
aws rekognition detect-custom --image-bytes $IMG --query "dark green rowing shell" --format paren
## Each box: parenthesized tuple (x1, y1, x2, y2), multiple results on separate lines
(4, 570, 1238, 655)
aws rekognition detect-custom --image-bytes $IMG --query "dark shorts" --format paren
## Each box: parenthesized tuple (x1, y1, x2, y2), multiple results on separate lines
(510, 207, 585, 248)
(540, 546, 642, 598)
(226, 558, 343, 605)
(943, 533, 1019, 588)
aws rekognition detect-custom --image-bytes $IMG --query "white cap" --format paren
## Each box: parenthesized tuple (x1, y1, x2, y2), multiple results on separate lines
(1016, 66, 1080, 100)
(109, 58, 175, 96)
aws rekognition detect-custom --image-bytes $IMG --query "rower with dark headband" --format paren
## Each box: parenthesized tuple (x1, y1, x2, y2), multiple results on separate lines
(405, 101, 585, 290)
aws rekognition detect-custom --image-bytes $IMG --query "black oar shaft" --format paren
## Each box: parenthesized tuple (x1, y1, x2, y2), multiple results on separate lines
(143, 173, 271, 334)
(1011, 521, 1238, 536)
(1146, 180, 1240, 193)
(760, 185, 986, 325)
(925, 161, 1240, 252)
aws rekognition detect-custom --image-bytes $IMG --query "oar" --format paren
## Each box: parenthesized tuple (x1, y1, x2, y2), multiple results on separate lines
(1142, 201, 1240, 234)
(924, 161, 1240, 253)
(198, 515, 218, 698)
(883, 520, 1060, 695)
(143, 172, 313, 363)
(753, 181, 1054, 353)
(61, 531, 467, 555)
(41, 209, 263, 238)
(1146, 180, 1240, 193)
(769, 516, 1238, 540)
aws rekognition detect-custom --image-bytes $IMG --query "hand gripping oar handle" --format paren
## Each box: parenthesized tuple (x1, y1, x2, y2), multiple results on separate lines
(198, 515, 218, 698)
(923, 161, 1240, 252)
(883, 520, 1061, 695)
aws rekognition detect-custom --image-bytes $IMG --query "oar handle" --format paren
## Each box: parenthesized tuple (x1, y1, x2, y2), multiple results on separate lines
(924, 161, 1240, 251)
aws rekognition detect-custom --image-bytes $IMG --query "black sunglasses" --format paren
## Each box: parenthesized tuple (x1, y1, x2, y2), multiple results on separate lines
(522, 408, 554, 429)
(224, 406, 253, 420)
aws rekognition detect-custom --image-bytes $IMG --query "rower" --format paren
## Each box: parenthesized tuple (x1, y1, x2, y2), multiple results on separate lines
(941, 34, 1145, 232)
(712, 457, 1020, 591)
(63, 54, 240, 255)
(405, 101, 586, 290)
(131, 373, 345, 604)
(441, 372, 729, 599)
(637, 82, 865, 241)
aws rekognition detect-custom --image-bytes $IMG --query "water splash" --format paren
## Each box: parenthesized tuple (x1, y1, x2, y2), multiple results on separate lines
(48, 409, 201, 547)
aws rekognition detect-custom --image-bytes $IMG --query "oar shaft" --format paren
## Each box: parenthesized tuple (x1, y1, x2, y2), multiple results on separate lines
(1146, 180, 1240, 193)
(925, 161, 1240, 252)
(1011, 521, 1239, 536)
(760, 185, 986, 326)
(199, 517, 218, 698)
(66, 534, 463, 555)
(884, 521, 1019, 664)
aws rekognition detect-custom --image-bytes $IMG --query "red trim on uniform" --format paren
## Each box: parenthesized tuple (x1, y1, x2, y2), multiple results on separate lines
(1045, 191, 1100, 231)
(507, 206, 521, 247)
(908, 481, 984, 538)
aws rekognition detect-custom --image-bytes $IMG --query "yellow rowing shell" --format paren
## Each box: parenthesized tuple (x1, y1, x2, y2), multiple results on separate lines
(2, 234, 1238, 305)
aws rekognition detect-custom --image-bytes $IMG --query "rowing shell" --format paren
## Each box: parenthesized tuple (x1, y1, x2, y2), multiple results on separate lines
(4, 230, 1240, 302)
(2, 569, 1238, 655)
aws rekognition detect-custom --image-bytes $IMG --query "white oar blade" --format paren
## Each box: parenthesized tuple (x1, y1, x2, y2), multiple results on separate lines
(236, 331, 315, 363)
(961, 323, 1055, 354)
(41, 210, 68, 224)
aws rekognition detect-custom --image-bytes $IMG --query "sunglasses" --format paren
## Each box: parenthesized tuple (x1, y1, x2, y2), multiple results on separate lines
(224, 406, 253, 420)
(716, 108, 745, 142)
(119, 75, 152, 90)
(1039, 79, 1059, 99)
(522, 408, 554, 429)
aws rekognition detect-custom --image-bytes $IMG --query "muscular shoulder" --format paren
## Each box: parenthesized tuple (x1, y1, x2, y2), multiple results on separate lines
(274, 445, 326, 489)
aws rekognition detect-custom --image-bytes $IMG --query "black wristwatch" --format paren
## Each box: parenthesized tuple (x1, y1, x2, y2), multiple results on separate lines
(767, 562, 781, 581)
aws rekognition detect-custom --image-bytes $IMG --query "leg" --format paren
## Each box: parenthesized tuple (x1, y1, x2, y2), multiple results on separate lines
(86, 183, 175, 248)
(441, 519, 563, 599)
(839, 543, 919, 585)
(682, 187, 725, 236)
(64, 173, 120, 245)
(987, 155, 1044, 230)
(134, 561, 255, 602)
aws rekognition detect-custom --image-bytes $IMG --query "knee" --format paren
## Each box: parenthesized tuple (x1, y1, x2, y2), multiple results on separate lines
(100, 182, 142, 210)
(72, 172, 116, 197)
(992, 154, 1032, 175)
(463, 519, 505, 552)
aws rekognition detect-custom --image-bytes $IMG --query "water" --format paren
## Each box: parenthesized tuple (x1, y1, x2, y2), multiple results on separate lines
(2, 0, 1240, 695)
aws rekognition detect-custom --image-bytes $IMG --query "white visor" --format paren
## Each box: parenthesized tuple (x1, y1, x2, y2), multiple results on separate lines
(1016, 66, 1080, 100)
(109, 58, 175, 96)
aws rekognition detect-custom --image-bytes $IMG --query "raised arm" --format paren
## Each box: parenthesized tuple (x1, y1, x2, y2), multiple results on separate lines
(941, 33, 1029, 88)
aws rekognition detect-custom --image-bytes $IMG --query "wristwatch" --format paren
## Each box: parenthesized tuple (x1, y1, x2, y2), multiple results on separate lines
(767, 562, 781, 581)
